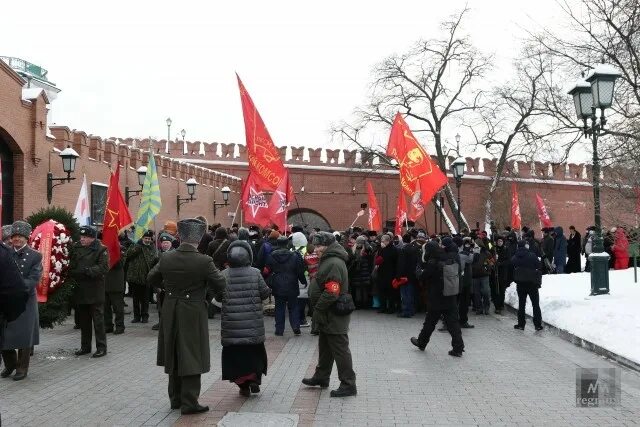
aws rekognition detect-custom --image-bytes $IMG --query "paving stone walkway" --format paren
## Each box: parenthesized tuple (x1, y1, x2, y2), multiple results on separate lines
(1, 303, 639, 426)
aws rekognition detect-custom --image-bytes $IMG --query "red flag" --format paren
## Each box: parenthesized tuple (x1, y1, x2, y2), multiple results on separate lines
(241, 173, 270, 227)
(268, 170, 290, 231)
(395, 189, 407, 235)
(407, 179, 426, 222)
(511, 183, 522, 230)
(102, 165, 134, 268)
(387, 113, 448, 205)
(535, 193, 553, 228)
(366, 181, 382, 232)
(237, 75, 294, 200)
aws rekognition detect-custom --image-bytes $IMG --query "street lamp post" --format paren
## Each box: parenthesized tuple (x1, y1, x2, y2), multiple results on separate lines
(451, 157, 466, 233)
(176, 178, 198, 217)
(567, 61, 621, 296)
(47, 146, 80, 204)
(166, 117, 172, 153)
(125, 166, 147, 206)
(213, 186, 232, 218)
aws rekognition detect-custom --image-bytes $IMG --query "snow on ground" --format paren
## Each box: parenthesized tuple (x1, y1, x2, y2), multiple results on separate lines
(505, 268, 640, 364)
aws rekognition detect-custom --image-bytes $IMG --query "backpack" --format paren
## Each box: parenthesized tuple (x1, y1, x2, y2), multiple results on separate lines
(441, 259, 460, 296)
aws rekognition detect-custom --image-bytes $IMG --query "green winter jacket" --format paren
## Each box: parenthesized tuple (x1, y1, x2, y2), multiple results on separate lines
(309, 242, 350, 335)
(125, 241, 158, 285)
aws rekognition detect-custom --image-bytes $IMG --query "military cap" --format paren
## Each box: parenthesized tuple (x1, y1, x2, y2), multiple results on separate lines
(159, 233, 174, 243)
(143, 230, 155, 238)
(80, 225, 98, 238)
(11, 221, 32, 239)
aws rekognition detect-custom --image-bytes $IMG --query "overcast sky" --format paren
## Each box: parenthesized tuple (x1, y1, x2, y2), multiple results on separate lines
(3, 0, 572, 156)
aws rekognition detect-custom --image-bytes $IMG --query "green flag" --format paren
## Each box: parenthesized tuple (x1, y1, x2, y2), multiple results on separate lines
(134, 152, 162, 240)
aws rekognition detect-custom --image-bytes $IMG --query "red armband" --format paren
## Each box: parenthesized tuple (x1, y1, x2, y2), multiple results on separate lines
(324, 281, 341, 296)
(262, 267, 270, 276)
(391, 278, 399, 289)
(398, 277, 408, 286)
(374, 256, 384, 266)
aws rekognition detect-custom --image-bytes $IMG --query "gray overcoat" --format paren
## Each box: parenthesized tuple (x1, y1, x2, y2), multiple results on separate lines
(2, 245, 42, 349)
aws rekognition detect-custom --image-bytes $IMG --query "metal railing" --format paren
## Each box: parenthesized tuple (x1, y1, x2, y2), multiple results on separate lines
(0, 56, 49, 81)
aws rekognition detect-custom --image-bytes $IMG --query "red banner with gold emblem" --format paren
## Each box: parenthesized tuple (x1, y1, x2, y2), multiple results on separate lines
(387, 113, 447, 205)
(102, 165, 133, 268)
(237, 75, 294, 201)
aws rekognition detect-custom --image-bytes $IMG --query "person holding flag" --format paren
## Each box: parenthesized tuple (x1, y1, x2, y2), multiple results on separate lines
(134, 153, 162, 240)
(101, 166, 133, 335)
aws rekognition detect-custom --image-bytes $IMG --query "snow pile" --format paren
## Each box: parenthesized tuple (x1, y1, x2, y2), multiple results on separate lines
(505, 268, 640, 364)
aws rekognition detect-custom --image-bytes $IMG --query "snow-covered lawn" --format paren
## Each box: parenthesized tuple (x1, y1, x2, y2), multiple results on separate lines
(505, 268, 640, 365)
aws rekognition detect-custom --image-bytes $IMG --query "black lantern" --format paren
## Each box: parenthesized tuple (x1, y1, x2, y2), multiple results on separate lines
(213, 185, 232, 218)
(586, 62, 621, 109)
(125, 166, 147, 206)
(451, 157, 466, 181)
(177, 178, 198, 216)
(567, 77, 593, 121)
(47, 146, 79, 204)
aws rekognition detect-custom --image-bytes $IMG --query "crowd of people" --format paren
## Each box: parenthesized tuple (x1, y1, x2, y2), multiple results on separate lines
(0, 216, 636, 415)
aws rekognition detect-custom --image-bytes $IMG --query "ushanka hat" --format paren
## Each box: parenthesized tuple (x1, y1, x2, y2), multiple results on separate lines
(11, 221, 32, 239)
(177, 218, 206, 243)
(79, 225, 98, 238)
(2, 225, 12, 240)
(311, 231, 336, 247)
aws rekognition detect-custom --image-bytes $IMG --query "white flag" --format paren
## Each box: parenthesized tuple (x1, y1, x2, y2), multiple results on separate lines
(74, 174, 90, 226)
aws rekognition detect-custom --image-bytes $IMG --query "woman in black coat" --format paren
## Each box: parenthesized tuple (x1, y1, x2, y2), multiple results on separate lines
(220, 240, 271, 396)
(566, 226, 582, 273)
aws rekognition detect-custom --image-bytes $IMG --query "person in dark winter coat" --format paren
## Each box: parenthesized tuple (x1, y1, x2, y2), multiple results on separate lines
(375, 234, 399, 314)
(265, 236, 307, 336)
(147, 219, 226, 415)
(70, 226, 110, 358)
(410, 241, 465, 357)
(396, 234, 420, 318)
(220, 240, 271, 396)
(492, 237, 514, 314)
(553, 226, 568, 274)
(347, 235, 373, 309)
(511, 240, 543, 330)
(541, 228, 555, 274)
(104, 256, 126, 335)
(124, 230, 158, 323)
(206, 227, 231, 270)
(566, 226, 582, 273)
(0, 241, 28, 369)
(471, 239, 492, 315)
(457, 238, 474, 328)
(1, 221, 43, 381)
(303, 232, 357, 398)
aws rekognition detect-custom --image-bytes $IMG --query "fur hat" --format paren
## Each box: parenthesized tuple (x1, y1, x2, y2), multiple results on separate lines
(11, 221, 32, 239)
(177, 218, 206, 243)
(143, 230, 155, 238)
(215, 227, 228, 240)
(291, 231, 308, 248)
(79, 225, 97, 238)
(2, 225, 12, 240)
(311, 231, 336, 247)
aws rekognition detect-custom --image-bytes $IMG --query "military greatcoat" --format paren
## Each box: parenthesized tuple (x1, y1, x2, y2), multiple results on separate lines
(2, 244, 42, 349)
(147, 243, 226, 376)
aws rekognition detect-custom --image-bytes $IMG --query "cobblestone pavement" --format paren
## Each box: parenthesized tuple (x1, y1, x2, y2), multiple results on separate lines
(1, 302, 639, 426)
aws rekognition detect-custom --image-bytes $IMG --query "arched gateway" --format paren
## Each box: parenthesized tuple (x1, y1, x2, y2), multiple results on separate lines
(287, 208, 331, 231)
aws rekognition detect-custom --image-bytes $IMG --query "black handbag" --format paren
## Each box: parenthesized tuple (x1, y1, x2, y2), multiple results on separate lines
(333, 293, 355, 315)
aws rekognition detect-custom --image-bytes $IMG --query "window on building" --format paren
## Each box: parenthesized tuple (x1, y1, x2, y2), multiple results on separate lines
(90, 183, 108, 226)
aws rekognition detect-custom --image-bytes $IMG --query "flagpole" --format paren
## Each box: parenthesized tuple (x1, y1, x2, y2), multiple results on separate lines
(230, 199, 241, 228)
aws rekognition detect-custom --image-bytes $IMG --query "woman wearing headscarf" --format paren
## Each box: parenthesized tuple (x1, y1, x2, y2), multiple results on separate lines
(220, 240, 271, 396)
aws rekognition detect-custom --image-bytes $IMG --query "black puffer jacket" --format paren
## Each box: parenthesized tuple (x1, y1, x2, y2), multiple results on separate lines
(220, 241, 271, 347)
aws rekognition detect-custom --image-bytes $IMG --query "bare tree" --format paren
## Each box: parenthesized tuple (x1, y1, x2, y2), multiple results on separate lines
(333, 8, 492, 231)
(532, 0, 640, 158)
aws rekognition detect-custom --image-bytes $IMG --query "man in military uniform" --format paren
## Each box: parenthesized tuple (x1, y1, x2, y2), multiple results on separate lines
(151, 234, 175, 331)
(302, 231, 357, 397)
(69, 226, 109, 358)
(0, 238, 28, 373)
(1, 221, 42, 380)
(125, 230, 157, 323)
(147, 218, 226, 415)
(104, 234, 126, 335)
